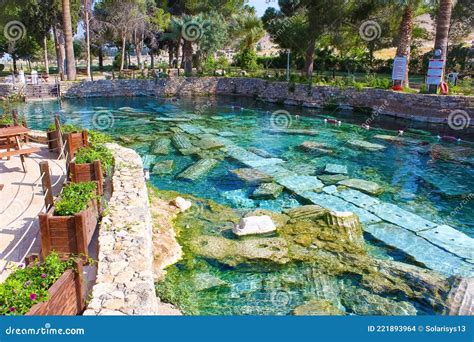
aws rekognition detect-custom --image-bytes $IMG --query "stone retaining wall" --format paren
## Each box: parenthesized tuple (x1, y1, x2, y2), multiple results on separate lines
(84, 143, 159, 315)
(0, 83, 16, 100)
(59, 77, 474, 124)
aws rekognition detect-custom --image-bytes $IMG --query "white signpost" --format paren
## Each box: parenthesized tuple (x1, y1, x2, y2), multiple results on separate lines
(392, 56, 407, 81)
(426, 59, 445, 86)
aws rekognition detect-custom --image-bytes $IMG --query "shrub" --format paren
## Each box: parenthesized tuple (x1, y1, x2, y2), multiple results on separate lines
(74, 144, 114, 174)
(0, 252, 75, 315)
(0, 114, 13, 126)
(0, 64, 4, 72)
(88, 130, 113, 145)
(234, 49, 258, 70)
(54, 182, 98, 216)
(46, 123, 80, 133)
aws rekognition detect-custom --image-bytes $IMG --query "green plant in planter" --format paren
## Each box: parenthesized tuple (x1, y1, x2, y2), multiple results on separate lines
(74, 145, 114, 174)
(0, 114, 13, 126)
(46, 123, 81, 133)
(54, 182, 98, 216)
(0, 252, 75, 315)
(88, 130, 113, 145)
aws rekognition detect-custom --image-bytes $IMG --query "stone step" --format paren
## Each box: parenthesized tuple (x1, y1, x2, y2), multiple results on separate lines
(276, 175, 324, 193)
(176, 158, 219, 181)
(366, 223, 473, 278)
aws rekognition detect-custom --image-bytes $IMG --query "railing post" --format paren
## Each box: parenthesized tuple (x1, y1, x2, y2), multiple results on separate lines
(12, 109, 19, 126)
(54, 115, 64, 159)
(39, 161, 54, 210)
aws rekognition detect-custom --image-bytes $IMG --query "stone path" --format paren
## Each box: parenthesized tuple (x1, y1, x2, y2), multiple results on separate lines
(171, 124, 473, 277)
(0, 143, 66, 282)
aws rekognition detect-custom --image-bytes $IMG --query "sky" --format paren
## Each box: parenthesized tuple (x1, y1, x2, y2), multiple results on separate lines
(248, 0, 280, 17)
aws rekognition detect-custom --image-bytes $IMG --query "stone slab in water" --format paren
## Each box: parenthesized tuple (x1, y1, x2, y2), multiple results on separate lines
(299, 192, 381, 224)
(172, 133, 193, 149)
(332, 188, 381, 210)
(417, 225, 474, 260)
(246, 158, 285, 168)
(263, 128, 318, 136)
(142, 155, 156, 169)
(277, 176, 324, 193)
(348, 140, 386, 152)
(217, 131, 237, 137)
(178, 147, 201, 156)
(177, 158, 219, 181)
(367, 202, 437, 232)
(337, 178, 384, 195)
(283, 205, 328, 221)
(152, 160, 174, 175)
(318, 174, 349, 185)
(251, 183, 284, 200)
(248, 147, 275, 158)
(324, 164, 348, 175)
(231, 168, 273, 184)
(299, 141, 333, 155)
(255, 164, 297, 179)
(195, 137, 225, 150)
(155, 117, 191, 122)
(176, 124, 203, 134)
(150, 138, 171, 155)
(365, 223, 474, 277)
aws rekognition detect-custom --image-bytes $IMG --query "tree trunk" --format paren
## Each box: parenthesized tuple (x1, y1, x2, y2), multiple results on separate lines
(53, 26, 65, 80)
(120, 36, 126, 71)
(85, 0, 91, 80)
(43, 35, 49, 75)
(98, 47, 103, 71)
(12, 56, 17, 74)
(182, 39, 193, 75)
(62, 0, 76, 80)
(168, 43, 173, 67)
(395, 6, 414, 88)
(434, 0, 453, 61)
(136, 43, 142, 70)
(150, 52, 154, 69)
(304, 36, 316, 78)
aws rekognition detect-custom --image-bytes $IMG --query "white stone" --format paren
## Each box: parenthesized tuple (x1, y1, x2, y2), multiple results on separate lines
(172, 196, 192, 212)
(233, 215, 276, 236)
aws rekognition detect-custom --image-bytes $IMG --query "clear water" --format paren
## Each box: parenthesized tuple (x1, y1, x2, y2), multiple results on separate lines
(14, 96, 474, 315)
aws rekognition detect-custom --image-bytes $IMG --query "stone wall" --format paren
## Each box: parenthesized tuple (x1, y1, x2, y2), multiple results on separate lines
(0, 83, 16, 100)
(59, 78, 473, 123)
(84, 143, 159, 315)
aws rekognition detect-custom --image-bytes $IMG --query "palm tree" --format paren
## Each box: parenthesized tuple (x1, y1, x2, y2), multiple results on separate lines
(62, 0, 76, 80)
(433, 0, 454, 61)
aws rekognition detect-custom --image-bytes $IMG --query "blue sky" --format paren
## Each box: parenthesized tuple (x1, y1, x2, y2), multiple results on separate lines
(248, 0, 280, 17)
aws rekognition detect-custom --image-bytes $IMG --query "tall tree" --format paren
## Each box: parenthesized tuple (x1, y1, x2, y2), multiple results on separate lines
(433, 0, 454, 61)
(83, 0, 92, 79)
(62, 0, 77, 80)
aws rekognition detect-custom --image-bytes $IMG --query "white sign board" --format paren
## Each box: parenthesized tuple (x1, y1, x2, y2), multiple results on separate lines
(426, 59, 445, 86)
(392, 57, 407, 81)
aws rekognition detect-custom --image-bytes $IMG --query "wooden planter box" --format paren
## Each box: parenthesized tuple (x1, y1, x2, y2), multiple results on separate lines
(69, 160, 104, 195)
(39, 199, 99, 259)
(64, 130, 89, 160)
(26, 264, 85, 315)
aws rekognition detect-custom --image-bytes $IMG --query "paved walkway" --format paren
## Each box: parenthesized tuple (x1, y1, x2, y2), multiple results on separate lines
(0, 143, 66, 282)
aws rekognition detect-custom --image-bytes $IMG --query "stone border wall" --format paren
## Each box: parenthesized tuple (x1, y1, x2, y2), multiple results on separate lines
(84, 143, 159, 315)
(59, 77, 474, 124)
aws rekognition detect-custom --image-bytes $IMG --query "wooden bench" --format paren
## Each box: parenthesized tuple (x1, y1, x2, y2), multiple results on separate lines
(0, 147, 40, 172)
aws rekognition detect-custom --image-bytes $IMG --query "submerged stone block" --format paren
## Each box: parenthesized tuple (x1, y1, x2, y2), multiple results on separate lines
(417, 225, 474, 260)
(251, 183, 284, 200)
(152, 160, 174, 175)
(365, 223, 474, 277)
(318, 174, 349, 185)
(150, 138, 171, 155)
(221, 189, 255, 208)
(324, 164, 348, 175)
(177, 158, 219, 181)
(337, 178, 384, 196)
(233, 215, 277, 236)
(172, 133, 193, 149)
(367, 202, 436, 232)
(231, 168, 273, 184)
(348, 140, 386, 152)
(277, 175, 324, 193)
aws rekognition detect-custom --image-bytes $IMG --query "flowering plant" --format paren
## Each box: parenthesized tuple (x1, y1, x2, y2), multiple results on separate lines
(0, 253, 75, 315)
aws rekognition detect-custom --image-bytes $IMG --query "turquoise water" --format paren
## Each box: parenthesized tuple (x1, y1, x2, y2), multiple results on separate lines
(16, 96, 474, 237)
(14, 96, 474, 315)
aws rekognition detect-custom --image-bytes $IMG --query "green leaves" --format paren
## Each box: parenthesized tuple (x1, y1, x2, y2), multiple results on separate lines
(0, 252, 74, 315)
(54, 181, 98, 216)
(74, 144, 114, 174)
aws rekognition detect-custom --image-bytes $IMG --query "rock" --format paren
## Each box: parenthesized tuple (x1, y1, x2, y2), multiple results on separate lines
(293, 299, 345, 316)
(172, 196, 192, 212)
(193, 273, 227, 291)
(325, 211, 364, 246)
(152, 160, 174, 175)
(195, 137, 225, 150)
(248, 147, 275, 158)
(324, 164, 348, 175)
(263, 128, 318, 136)
(318, 174, 349, 184)
(251, 183, 284, 200)
(337, 178, 384, 196)
(299, 141, 333, 155)
(283, 205, 328, 221)
(178, 147, 201, 156)
(348, 140, 386, 152)
(233, 215, 277, 236)
(150, 138, 171, 155)
(189, 235, 289, 267)
(231, 168, 273, 184)
(217, 131, 237, 137)
(245, 209, 289, 228)
(277, 175, 324, 192)
(445, 278, 474, 315)
(171, 133, 193, 149)
(417, 225, 474, 260)
(177, 158, 219, 181)
(373, 134, 406, 143)
(341, 287, 417, 315)
(221, 189, 255, 208)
